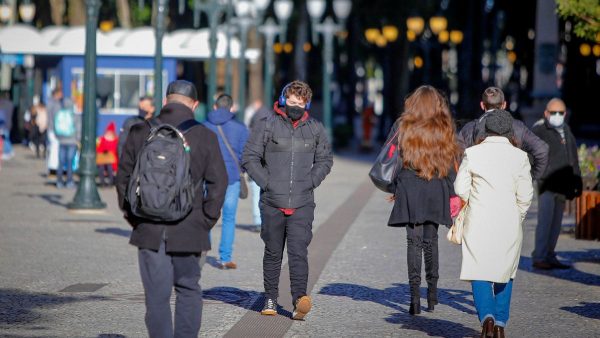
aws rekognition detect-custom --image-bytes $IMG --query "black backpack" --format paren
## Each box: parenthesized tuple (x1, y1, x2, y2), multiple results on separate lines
(127, 118, 200, 222)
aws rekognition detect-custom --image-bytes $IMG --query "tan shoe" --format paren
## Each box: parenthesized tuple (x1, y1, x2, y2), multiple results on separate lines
(292, 295, 312, 320)
(220, 261, 237, 270)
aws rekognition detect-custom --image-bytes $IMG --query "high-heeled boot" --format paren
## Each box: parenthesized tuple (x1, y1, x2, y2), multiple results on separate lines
(409, 285, 421, 315)
(427, 284, 438, 311)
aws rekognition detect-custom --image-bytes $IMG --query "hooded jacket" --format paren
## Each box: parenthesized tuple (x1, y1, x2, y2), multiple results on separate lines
(116, 102, 228, 253)
(203, 108, 249, 184)
(242, 102, 333, 209)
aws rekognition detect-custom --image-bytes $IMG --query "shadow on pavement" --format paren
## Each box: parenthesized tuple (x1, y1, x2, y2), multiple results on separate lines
(0, 288, 106, 329)
(318, 283, 479, 337)
(519, 253, 600, 286)
(203, 287, 293, 318)
(95, 227, 132, 238)
(13, 193, 68, 208)
(560, 302, 600, 320)
(98, 335, 126, 338)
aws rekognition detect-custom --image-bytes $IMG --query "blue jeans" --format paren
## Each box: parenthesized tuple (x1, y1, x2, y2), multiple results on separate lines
(250, 180, 261, 226)
(219, 181, 240, 263)
(57, 144, 77, 185)
(3, 129, 12, 156)
(532, 191, 565, 263)
(471, 280, 514, 327)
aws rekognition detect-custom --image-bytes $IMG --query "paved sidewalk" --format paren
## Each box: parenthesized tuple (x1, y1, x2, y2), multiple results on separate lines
(0, 146, 599, 337)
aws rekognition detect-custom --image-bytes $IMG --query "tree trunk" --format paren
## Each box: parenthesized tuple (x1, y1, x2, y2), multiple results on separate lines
(49, 0, 66, 25)
(68, 0, 86, 26)
(116, 0, 132, 28)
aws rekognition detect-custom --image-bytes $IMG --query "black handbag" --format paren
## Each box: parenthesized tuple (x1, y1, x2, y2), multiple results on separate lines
(369, 127, 401, 193)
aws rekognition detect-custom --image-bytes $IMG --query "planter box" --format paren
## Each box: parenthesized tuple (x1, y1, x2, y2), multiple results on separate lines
(576, 190, 600, 240)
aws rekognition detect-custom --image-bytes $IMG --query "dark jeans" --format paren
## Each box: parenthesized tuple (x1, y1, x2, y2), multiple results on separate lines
(97, 164, 115, 186)
(57, 144, 77, 185)
(406, 223, 439, 300)
(532, 191, 565, 263)
(32, 127, 47, 158)
(260, 201, 315, 303)
(138, 238, 203, 338)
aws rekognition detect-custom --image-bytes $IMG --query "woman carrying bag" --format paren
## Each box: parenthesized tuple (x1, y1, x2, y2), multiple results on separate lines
(454, 110, 533, 338)
(385, 86, 461, 315)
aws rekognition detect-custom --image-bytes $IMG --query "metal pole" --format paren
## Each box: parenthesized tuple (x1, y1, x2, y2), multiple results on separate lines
(260, 19, 278, 106)
(238, 20, 250, 121)
(68, 0, 105, 210)
(154, 0, 167, 111)
(317, 18, 338, 142)
(225, 0, 233, 94)
(208, 12, 219, 105)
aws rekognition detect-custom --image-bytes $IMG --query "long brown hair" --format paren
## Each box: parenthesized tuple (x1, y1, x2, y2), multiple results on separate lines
(398, 85, 460, 180)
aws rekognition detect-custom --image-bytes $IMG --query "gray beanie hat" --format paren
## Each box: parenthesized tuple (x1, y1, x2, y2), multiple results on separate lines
(485, 109, 513, 137)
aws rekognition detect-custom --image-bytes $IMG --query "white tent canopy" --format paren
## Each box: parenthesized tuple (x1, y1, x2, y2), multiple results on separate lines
(0, 24, 259, 61)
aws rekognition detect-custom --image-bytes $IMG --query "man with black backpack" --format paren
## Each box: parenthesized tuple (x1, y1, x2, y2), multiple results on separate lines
(242, 80, 333, 320)
(457, 87, 549, 180)
(116, 80, 227, 337)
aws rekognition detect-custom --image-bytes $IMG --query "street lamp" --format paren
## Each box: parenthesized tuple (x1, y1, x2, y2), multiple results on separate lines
(273, 0, 292, 43)
(153, 0, 167, 111)
(259, 18, 280, 106)
(68, 0, 105, 210)
(234, 0, 254, 118)
(309, 0, 352, 141)
(18, 0, 35, 23)
(0, 3, 11, 23)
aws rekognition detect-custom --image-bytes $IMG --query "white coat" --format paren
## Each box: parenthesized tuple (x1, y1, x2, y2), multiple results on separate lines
(454, 136, 534, 283)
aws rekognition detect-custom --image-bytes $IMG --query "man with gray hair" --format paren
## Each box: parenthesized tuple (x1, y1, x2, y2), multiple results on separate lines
(531, 98, 582, 270)
(457, 86, 549, 180)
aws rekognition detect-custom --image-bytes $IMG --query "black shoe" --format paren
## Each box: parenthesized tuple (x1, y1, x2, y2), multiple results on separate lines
(409, 300, 421, 315)
(548, 259, 571, 269)
(427, 286, 438, 311)
(261, 298, 277, 316)
(532, 261, 553, 270)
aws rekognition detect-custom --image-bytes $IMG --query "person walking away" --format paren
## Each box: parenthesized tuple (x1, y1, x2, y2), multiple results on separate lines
(96, 121, 119, 187)
(203, 94, 249, 269)
(531, 98, 582, 270)
(457, 87, 548, 180)
(385, 85, 461, 315)
(246, 99, 273, 232)
(242, 80, 333, 320)
(454, 110, 534, 338)
(48, 89, 80, 189)
(116, 80, 228, 337)
(31, 100, 48, 159)
(118, 95, 155, 159)
(0, 91, 14, 160)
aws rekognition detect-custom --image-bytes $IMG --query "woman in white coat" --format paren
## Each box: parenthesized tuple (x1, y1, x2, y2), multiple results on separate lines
(454, 110, 534, 338)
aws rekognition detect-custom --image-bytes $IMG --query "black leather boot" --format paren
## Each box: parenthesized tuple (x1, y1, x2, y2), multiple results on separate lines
(409, 285, 421, 315)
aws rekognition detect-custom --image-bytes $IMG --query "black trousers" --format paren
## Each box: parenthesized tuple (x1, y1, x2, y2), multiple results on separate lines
(138, 238, 203, 338)
(406, 223, 439, 299)
(260, 201, 315, 303)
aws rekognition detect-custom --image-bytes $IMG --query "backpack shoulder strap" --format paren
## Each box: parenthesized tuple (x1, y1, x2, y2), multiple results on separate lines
(147, 117, 161, 129)
(177, 119, 201, 134)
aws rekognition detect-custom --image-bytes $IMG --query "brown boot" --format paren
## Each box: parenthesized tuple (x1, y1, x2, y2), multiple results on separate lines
(480, 317, 494, 338)
(493, 325, 505, 338)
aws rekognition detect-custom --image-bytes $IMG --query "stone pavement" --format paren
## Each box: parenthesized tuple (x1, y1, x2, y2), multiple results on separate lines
(0, 146, 599, 338)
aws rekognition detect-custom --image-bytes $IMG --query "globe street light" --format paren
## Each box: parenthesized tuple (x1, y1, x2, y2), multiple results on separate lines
(307, 0, 325, 45)
(273, 0, 292, 43)
(234, 0, 254, 119)
(68, 0, 105, 210)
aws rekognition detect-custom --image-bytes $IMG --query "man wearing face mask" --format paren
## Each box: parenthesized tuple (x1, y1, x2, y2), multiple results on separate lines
(530, 98, 582, 270)
(242, 80, 333, 320)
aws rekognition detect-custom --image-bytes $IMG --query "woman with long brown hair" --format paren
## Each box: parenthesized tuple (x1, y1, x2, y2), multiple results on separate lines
(386, 85, 461, 315)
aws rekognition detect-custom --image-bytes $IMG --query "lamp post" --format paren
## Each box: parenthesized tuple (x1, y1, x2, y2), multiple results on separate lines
(259, 18, 280, 105)
(196, 0, 227, 106)
(234, 0, 253, 119)
(308, 0, 352, 142)
(153, 0, 167, 111)
(68, 0, 105, 210)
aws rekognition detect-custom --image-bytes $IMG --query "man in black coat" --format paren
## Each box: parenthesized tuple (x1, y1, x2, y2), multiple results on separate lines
(457, 87, 549, 180)
(117, 95, 155, 158)
(242, 80, 333, 320)
(531, 98, 582, 270)
(116, 80, 228, 337)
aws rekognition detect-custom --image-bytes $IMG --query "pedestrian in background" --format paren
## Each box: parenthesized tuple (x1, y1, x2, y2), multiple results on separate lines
(118, 95, 155, 159)
(96, 121, 119, 187)
(457, 87, 548, 180)
(30, 99, 48, 159)
(454, 110, 534, 338)
(386, 85, 461, 315)
(243, 80, 333, 320)
(203, 94, 249, 269)
(116, 80, 228, 337)
(0, 91, 14, 160)
(531, 98, 582, 270)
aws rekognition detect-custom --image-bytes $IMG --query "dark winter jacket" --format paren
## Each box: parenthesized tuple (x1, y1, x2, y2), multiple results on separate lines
(116, 102, 228, 253)
(242, 102, 333, 209)
(203, 108, 249, 185)
(457, 111, 549, 180)
(386, 122, 456, 227)
(532, 119, 582, 199)
(117, 111, 145, 158)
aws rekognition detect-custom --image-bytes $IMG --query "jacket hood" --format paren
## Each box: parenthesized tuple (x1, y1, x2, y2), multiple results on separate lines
(105, 121, 116, 133)
(207, 108, 235, 125)
(273, 101, 309, 126)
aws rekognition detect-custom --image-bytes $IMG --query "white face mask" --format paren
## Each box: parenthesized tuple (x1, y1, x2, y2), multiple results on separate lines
(548, 114, 565, 127)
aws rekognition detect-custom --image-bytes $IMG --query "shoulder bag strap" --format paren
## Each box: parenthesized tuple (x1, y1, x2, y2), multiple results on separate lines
(216, 125, 242, 174)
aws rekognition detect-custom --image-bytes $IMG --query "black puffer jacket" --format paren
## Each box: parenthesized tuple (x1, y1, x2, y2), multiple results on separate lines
(532, 119, 582, 199)
(242, 103, 333, 209)
(458, 111, 549, 180)
(116, 102, 228, 253)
